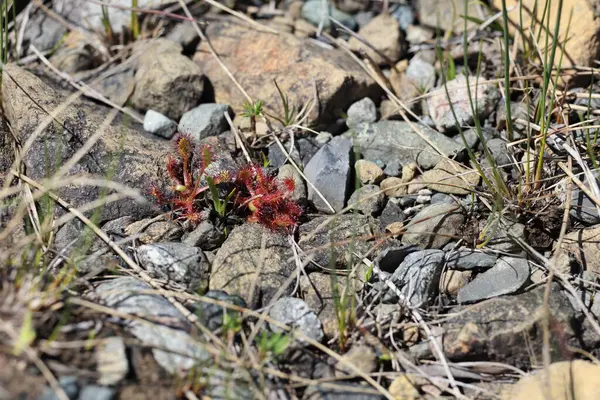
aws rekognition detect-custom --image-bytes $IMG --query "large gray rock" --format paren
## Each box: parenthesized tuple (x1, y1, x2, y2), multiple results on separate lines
(178, 103, 234, 140)
(427, 75, 500, 133)
(304, 136, 353, 213)
(94, 277, 210, 373)
(1, 64, 169, 222)
(457, 256, 530, 303)
(132, 40, 205, 120)
(384, 249, 445, 306)
(352, 121, 464, 170)
(443, 284, 578, 368)
(209, 224, 295, 308)
(21, 8, 67, 56)
(269, 297, 324, 344)
(401, 203, 465, 249)
(136, 242, 209, 290)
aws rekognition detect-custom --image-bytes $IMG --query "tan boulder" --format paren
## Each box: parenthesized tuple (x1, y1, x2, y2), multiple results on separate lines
(194, 22, 379, 127)
(504, 360, 600, 400)
(348, 13, 404, 65)
(492, 0, 600, 68)
(421, 158, 480, 195)
(553, 225, 600, 274)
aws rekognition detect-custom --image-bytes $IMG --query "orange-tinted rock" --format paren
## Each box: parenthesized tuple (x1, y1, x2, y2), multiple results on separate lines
(194, 22, 380, 127)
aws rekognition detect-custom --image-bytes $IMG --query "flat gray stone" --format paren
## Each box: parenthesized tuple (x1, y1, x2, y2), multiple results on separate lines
(181, 221, 225, 250)
(178, 103, 233, 140)
(136, 242, 209, 290)
(457, 256, 530, 304)
(305, 136, 353, 213)
(401, 203, 465, 249)
(444, 284, 577, 368)
(405, 57, 436, 92)
(143, 110, 177, 139)
(445, 248, 498, 270)
(352, 120, 464, 170)
(385, 249, 445, 306)
(269, 297, 324, 344)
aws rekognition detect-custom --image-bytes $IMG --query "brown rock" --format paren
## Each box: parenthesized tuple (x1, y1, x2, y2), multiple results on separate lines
(355, 159, 384, 184)
(554, 225, 600, 275)
(1, 64, 169, 222)
(421, 159, 480, 195)
(348, 13, 404, 65)
(443, 285, 577, 368)
(492, 0, 600, 69)
(132, 39, 205, 120)
(380, 177, 407, 197)
(194, 22, 379, 127)
(388, 375, 421, 399)
(335, 344, 377, 377)
(505, 360, 600, 400)
(441, 270, 471, 296)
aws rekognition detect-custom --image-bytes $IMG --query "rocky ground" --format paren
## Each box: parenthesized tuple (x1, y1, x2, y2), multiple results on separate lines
(2, 0, 600, 399)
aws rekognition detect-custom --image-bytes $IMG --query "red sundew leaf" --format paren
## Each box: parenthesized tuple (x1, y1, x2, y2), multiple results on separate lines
(280, 176, 296, 193)
(236, 165, 254, 185)
(212, 170, 231, 185)
(175, 134, 193, 160)
(150, 185, 170, 204)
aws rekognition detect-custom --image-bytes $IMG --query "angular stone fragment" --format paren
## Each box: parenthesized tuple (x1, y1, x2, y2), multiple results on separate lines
(421, 159, 480, 195)
(304, 136, 353, 213)
(457, 256, 530, 304)
(132, 41, 204, 120)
